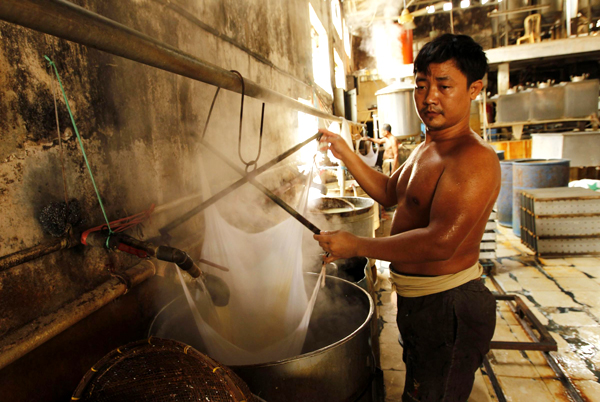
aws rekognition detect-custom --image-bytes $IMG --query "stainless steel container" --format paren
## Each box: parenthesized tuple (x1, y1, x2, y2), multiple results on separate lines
(303, 197, 375, 271)
(495, 91, 531, 123)
(306, 197, 375, 238)
(540, 0, 563, 25)
(507, 0, 528, 29)
(531, 131, 600, 167)
(578, 0, 600, 15)
(375, 81, 421, 138)
(563, 79, 599, 118)
(149, 274, 375, 402)
(530, 85, 565, 121)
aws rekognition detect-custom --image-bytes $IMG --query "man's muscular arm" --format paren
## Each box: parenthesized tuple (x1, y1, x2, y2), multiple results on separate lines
(315, 143, 500, 266)
(363, 136, 386, 145)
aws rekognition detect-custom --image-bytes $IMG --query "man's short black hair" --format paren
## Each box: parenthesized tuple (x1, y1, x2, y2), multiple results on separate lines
(414, 34, 488, 86)
(382, 123, 392, 133)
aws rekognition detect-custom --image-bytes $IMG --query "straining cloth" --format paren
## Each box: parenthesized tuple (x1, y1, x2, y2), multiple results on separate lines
(178, 157, 324, 365)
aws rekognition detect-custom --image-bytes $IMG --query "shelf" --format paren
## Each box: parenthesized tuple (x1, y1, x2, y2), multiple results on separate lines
(487, 116, 593, 129)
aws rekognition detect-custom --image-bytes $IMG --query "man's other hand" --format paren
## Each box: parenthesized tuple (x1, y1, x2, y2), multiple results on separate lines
(318, 128, 352, 160)
(314, 230, 359, 263)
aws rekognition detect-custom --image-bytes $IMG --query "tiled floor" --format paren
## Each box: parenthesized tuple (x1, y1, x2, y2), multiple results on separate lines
(375, 224, 600, 401)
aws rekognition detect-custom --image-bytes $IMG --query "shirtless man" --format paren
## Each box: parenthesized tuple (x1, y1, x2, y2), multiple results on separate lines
(363, 123, 400, 173)
(315, 34, 500, 401)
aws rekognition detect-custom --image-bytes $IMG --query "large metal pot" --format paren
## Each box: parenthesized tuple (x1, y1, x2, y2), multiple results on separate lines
(375, 81, 421, 138)
(306, 197, 375, 237)
(149, 273, 375, 402)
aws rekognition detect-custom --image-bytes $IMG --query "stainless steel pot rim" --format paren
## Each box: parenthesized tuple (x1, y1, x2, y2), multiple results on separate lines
(232, 273, 374, 369)
(309, 196, 375, 217)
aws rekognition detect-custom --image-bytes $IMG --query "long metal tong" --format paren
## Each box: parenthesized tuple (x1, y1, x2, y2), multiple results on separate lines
(159, 133, 323, 237)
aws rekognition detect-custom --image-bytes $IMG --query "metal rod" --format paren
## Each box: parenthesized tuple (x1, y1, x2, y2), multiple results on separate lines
(200, 140, 322, 235)
(543, 351, 586, 402)
(490, 277, 585, 402)
(152, 191, 204, 215)
(490, 295, 557, 351)
(489, 275, 585, 401)
(159, 132, 322, 235)
(198, 258, 229, 272)
(0, 236, 77, 273)
(482, 84, 488, 141)
(482, 356, 508, 402)
(488, 4, 549, 17)
(0, 0, 355, 125)
(0, 260, 155, 370)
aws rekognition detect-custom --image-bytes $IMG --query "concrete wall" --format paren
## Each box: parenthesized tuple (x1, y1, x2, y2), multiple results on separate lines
(0, 0, 337, 342)
(356, 79, 388, 123)
(413, 8, 494, 51)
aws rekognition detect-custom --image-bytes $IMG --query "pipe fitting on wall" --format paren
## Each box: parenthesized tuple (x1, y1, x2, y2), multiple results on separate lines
(82, 231, 201, 279)
(82, 230, 230, 306)
(155, 246, 202, 278)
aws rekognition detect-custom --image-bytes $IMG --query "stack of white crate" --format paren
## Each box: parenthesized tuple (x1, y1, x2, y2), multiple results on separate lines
(479, 210, 497, 260)
(520, 187, 600, 256)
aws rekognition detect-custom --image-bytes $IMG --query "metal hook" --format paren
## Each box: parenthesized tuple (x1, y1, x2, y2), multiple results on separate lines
(230, 70, 264, 171)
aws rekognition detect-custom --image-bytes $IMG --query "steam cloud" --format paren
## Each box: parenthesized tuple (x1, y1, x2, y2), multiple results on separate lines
(344, 0, 407, 81)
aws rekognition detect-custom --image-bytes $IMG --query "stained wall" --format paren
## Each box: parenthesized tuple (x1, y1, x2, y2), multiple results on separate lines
(0, 0, 337, 341)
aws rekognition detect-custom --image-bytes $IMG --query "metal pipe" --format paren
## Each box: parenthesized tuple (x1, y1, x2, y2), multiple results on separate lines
(0, 260, 155, 370)
(0, 0, 353, 125)
(159, 132, 322, 235)
(0, 235, 77, 273)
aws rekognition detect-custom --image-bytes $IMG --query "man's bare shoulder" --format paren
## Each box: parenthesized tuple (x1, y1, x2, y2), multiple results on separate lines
(447, 133, 499, 168)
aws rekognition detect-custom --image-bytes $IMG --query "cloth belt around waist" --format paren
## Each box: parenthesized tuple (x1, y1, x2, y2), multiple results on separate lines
(390, 262, 483, 298)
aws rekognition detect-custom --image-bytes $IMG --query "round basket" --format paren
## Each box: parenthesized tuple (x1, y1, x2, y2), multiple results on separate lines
(72, 337, 256, 402)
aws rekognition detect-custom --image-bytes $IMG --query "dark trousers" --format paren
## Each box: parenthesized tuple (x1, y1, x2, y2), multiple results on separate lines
(396, 279, 496, 402)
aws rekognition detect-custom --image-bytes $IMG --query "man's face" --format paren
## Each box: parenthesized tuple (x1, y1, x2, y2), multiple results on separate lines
(413, 60, 482, 132)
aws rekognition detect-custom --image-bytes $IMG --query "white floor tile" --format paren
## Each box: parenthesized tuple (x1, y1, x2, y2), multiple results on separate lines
(551, 311, 599, 327)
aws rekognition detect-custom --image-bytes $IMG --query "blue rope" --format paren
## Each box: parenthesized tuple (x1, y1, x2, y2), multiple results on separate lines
(45, 56, 114, 248)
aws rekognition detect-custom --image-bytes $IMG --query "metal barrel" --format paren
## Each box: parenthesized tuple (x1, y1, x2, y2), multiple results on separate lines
(497, 159, 529, 227)
(303, 196, 375, 267)
(512, 159, 570, 237)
